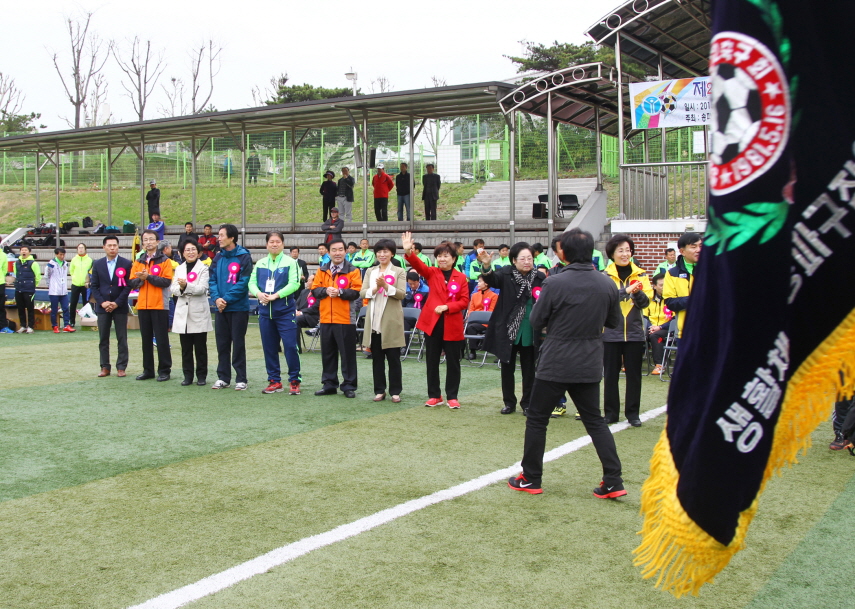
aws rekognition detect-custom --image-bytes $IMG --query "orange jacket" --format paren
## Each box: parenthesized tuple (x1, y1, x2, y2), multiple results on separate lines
(129, 253, 174, 310)
(311, 260, 363, 324)
(468, 289, 498, 314)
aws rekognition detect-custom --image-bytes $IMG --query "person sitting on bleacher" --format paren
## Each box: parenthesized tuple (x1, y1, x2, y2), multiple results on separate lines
(463, 276, 498, 361)
(643, 272, 672, 375)
(147, 212, 165, 242)
(413, 242, 433, 268)
(197, 224, 219, 258)
(492, 245, 511, 270)
(351, 239, 376, 278)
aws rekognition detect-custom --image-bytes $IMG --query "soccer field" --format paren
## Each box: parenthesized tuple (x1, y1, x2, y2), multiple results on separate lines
(1, 328, 852, 608)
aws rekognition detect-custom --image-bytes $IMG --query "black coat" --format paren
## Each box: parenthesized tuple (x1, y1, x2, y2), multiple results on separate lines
(422, 173, 441, 201)
(529, 262, 622, 383)
(480, 265, 546, 364)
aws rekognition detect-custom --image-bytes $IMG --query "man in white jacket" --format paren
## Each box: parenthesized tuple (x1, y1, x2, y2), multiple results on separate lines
(46, 247, 75, 333)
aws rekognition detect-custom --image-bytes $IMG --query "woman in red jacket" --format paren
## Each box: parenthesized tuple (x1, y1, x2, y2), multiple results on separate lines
(402, 231, 470, 408)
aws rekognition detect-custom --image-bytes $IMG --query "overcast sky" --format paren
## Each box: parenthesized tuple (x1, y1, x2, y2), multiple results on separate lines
(3, 0, 610, 132)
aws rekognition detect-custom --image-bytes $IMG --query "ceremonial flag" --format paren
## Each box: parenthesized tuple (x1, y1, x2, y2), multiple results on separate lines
(634, 0, 855, 596)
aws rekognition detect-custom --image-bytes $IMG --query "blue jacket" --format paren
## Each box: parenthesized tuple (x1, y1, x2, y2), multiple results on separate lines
(209, 244, 253, 312)
(403, 280, 429, 308)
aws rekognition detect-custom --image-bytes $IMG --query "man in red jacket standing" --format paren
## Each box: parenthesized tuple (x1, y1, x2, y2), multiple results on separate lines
(371, 164, 395, 221)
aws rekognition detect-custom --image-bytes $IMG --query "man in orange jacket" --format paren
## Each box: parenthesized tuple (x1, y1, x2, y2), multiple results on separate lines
(129, 231, 174, 381)
(371, 164, 395, 221)
(310, 238, 363, 397)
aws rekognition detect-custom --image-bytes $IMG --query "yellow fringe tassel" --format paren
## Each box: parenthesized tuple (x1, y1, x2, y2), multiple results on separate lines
(633, 307, 855, 597)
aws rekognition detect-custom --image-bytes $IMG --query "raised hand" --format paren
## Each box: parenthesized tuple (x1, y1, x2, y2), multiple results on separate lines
(401, 231, 414, 254)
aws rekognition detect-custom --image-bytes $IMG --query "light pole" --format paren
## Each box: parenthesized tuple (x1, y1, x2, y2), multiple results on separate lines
(345, 69, 358, 179)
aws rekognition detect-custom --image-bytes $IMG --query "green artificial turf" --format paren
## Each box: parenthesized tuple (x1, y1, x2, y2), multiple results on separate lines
(1, 328, 850, 609)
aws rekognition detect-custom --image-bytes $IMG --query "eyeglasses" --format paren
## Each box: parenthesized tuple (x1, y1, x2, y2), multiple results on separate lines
(516, 257, 533, 262)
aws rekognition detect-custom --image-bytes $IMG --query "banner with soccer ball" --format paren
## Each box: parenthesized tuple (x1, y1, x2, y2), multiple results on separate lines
(628, 77, 711, 129)
(633, 0, 855, 598)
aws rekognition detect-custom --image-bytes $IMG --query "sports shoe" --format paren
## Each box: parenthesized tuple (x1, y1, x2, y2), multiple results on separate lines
(651, 364, 663, 375)
(575, 411, 582, 420)
(447, 399, 461, 409)
(550, 405, 566, 418)
(593, 481, 627, 499)
(26, 327, 33, 333)
(425, 397, 444, 407)
(0, 327, 14, 334)
(289, 381, 301, 395)
(211, 380, 230, 389)
(16, 327, 25, 334)
(235, 382, 248, 391)
(830, 433, 847, 451)
(508, 473, 542, 494)
(63, 325, 76, 333)
(263, 381, 283, 394)
(53, 326, 60, 334)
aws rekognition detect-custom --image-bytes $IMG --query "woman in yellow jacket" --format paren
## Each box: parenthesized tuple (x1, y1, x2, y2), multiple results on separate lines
(602, 234, 652, 427)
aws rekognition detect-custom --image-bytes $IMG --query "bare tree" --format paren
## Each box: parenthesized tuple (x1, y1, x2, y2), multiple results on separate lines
(159, 77, 187, 117)
(430, 76, 448, 88)
(49, 12, 110, 129)
(424, 76, 453, 157)
(113, 36, 167, 121)
(252, 73, 288, 106)
(0, 72, 25, 119)
(83, 73, 111, 126)
(189, 40, 222, 114)
(368, 76, 394, 94)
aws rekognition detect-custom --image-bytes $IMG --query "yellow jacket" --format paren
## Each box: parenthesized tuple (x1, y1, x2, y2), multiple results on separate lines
(662, 256, 694, 338)
(602, 261, 652, 342)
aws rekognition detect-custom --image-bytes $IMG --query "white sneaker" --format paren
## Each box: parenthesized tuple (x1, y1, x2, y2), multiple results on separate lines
(16, 327, 25, 334)
(211, 380, 230, 389)
(25, 327, 34, 334)
(234, 382, 248, 391)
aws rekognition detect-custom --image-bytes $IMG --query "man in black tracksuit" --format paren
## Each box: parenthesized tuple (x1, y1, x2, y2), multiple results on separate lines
(509, 228, 626, 498)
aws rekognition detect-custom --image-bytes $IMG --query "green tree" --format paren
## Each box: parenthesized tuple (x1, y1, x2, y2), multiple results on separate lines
(506, 40, 650, 79)
(0, 111, 45, 135)
(260, 73, 359, 105)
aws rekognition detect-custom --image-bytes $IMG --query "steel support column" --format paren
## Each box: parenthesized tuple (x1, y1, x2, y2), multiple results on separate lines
(362, 111, 369, 240)
(409, 116, 415, 231)
(508, 112, 516, 242)
(616, 33, 625, 217)
(595, 107, 603, 191)
(107, 146, 112, 226)
(35, 152, 40, 224)
(191, 136, 197, 226)
(546, 93, 555, 248)
(55, 145, 61, 245)
(140, 135, 146, 228)
(240, 124, 247, 242)
(290, 127, 297, 232)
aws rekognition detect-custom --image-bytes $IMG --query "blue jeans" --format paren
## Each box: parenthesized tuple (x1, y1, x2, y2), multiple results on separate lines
(397, 194, 411, 221)
(49, 294, 70, 327)
(259, 312, 301, 383)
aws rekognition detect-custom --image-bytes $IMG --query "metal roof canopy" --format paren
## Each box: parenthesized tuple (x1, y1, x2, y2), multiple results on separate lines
(585, 0, 711, 79)
(0, 82, 514, 153)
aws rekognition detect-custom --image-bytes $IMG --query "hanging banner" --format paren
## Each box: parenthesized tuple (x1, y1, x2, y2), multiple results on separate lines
(629, 77, 712, 129)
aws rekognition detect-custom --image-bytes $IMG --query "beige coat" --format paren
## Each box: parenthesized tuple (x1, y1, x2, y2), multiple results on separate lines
(170, 261, 213, 334)
(359, 264, 406, 349)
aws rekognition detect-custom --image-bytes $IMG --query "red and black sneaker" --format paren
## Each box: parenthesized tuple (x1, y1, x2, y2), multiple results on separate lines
(289, 381, 301, 395)
(508, 473, 543, 494)
(593, 481, 627, 499)
(262, 381, 284, 394)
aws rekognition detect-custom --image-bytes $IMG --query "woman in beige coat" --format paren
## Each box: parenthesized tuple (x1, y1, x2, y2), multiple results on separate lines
(171, 241, 213, 386)
(360, 238, 406, 402)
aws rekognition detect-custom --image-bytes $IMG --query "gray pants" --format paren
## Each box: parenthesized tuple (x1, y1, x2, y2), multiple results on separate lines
(97, 311, 129, 371)
(336, 195, 352, 221)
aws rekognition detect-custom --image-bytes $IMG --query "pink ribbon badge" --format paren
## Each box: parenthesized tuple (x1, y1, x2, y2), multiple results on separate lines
(227, 262, 239, 284)
(308, 296, 316, 307)
(379, 274, 395, 296)
(187, 272, 198, 283)
(532, 286, 542, 301)
(447, 282, 460, 301)
(336, 275, 349, 289)
(663, 305, 673, 320)
(414, 292, 423, 309)
(483, 297, 491, 309)
(115, 267, 126, 287)
(150, 265, 161, 276)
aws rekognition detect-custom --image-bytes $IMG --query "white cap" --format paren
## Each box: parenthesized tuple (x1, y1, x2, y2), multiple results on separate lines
(376, 163, 385, 169)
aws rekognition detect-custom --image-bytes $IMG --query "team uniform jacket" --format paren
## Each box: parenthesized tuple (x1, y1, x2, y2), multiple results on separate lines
(129, 252, 174, 310)
(663, 255, 694, 338)
(405, 252, 469, 341)
(69, 254, 93, 287)
(209, 245, 253, 313)
(311, 260, 363, 325)
(643, 293, 672, 329)
(248, 252, 301, 318)
(13, 255, 41, 292)
(45, 258, 70, 296)
(602, 261, 652, 343)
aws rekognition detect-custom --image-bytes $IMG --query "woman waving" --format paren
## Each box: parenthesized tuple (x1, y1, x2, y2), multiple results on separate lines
(402, 232, 470, 408)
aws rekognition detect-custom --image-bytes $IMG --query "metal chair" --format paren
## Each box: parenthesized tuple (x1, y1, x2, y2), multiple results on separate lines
(401, 308, 422, 360)
(354, 305, 367, 350)
(659, 323, 679, 382)
(463, 311, 492, 367)
(555, 194, 580, 217)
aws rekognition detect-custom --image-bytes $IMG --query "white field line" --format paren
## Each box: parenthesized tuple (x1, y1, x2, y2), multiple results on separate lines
(129, 404, 668, 609)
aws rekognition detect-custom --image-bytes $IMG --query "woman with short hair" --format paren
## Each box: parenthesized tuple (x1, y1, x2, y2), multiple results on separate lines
(360, 238, 407, 402)
(402, 232, 470, 408)
(171, 241, 212, 386)
(477, 242, 546, 415)
(602, 233, 651, 427)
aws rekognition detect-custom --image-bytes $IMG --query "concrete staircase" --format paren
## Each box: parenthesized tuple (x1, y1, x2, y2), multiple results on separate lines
(454, 178, 600, 221)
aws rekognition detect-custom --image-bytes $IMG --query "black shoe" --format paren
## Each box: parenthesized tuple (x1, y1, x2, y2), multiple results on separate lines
(603, 416, 618, 424)
(181, 378, 193, 386)
(136, 373, 155, 381)
(343, 390, 357, 398)
(314, 387, 337, 396)
(465, 352, 476, 361)
(508, 473, 542, 494)
(196, 379, 207, 386)
(156, 374, 171, 382)
(500, 405, 516, 414)
(593, 481, 627, 499)
(629, 419, 642, 427)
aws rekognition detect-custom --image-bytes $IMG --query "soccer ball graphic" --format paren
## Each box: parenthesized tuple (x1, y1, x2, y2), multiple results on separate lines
(711, 63, 762, 165)
(660, 93, 677, 114)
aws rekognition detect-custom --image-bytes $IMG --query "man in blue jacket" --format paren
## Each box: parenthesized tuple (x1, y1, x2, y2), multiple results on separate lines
(209, 224, 253, 390)
(90, 235, 133, 377)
